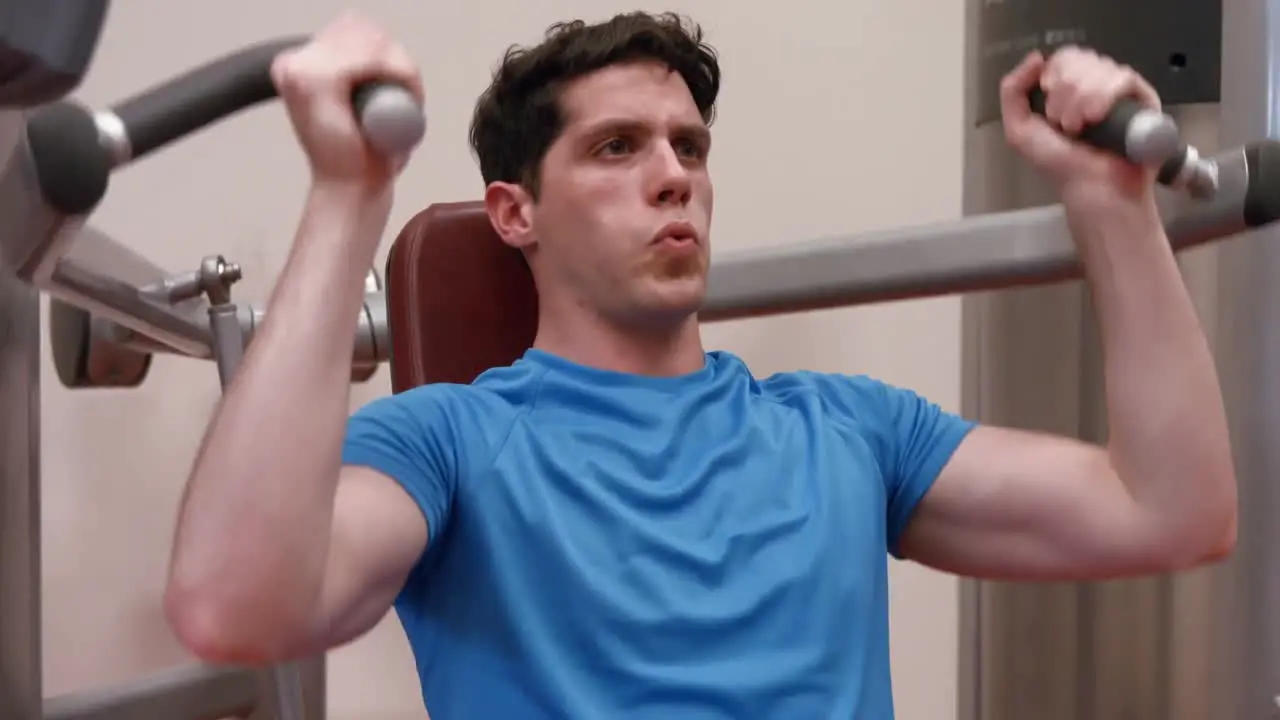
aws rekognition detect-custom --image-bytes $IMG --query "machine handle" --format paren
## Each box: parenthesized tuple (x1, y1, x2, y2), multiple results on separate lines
(1028, 87, 1184, 162)
(1028, 87, 1199, 190)
(108, 35, 426, 161)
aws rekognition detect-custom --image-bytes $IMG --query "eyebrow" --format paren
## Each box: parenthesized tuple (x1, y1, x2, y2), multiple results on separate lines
(577, 117, 711, 145)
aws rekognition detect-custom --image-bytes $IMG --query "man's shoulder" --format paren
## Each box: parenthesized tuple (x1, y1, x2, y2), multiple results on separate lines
(743, 362, 930, 435)
(377, 357, 544, 410)
(350, 361, 543, 448)
(748, 362, 887, 401)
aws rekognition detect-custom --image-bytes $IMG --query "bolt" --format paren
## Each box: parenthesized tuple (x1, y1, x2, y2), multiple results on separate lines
(219, 261, 242, 284)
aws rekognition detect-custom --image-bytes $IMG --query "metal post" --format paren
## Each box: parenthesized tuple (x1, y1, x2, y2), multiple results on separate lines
(0, 111, 42, 720)
(958, 1, 1280, 718)
(0, 265, 43, 720)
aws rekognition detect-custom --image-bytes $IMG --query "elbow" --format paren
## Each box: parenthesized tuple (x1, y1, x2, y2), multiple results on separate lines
(1155, 497, 1238, 572)
(1193, 473, 1239, 566)
(1199, 507, 1238, 564)
(164, 581, 300, 666)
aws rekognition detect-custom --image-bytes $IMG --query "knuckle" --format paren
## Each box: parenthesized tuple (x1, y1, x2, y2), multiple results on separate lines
(270, 52, 305, 89)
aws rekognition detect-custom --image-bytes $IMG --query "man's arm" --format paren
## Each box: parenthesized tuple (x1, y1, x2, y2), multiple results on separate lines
(897, 49, 1237, 581)
(164, 15, 431, 664)
(165, 183, 428, 664)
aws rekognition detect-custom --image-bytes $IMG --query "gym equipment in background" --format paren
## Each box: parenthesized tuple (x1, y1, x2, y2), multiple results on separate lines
(1, 5, 111, 720)
(957, 1, 1280, 719)
(0, 0, 108, 107)
(0, 3, 424, 718)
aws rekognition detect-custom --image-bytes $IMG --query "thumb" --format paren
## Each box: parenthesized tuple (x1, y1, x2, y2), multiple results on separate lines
(998, 52, 1073, 168)
(997, 51, 1045, 131)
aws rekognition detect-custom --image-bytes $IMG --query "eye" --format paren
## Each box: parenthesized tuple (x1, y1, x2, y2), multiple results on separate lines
(597, 137, 632, 156)
(673, 136, 709, 161)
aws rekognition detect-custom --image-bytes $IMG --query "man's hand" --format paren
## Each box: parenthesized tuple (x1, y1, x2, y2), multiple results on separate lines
(998, 47, 1160, 208)
(271, 11, 423, 190)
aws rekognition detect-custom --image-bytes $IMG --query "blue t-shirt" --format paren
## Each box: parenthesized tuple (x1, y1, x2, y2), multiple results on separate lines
(342, 349, 975, 719)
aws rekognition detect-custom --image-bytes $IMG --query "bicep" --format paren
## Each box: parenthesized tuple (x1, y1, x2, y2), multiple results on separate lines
(897, 425, 1155, 580)
(299, 465, 429, 654)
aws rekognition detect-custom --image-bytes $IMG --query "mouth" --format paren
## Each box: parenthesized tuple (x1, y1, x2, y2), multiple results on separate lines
(651, 221, 699, 247)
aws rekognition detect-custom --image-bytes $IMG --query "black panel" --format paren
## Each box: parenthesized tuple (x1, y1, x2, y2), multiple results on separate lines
(974, 0, 1221, 126)
(0, 0, 108, 107)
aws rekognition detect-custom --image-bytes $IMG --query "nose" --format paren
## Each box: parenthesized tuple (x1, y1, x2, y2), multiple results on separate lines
(649, 142, 692, 207)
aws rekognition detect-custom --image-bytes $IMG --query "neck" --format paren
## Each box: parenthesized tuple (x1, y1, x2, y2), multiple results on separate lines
(532, 303, 706, 377)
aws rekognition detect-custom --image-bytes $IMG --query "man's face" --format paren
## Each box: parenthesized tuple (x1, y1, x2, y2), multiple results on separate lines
(490, 61, 714, 329)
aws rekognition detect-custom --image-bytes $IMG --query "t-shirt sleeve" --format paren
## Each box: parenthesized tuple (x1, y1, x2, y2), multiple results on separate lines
(342, 390, 459, 545)
(818, 374, 977, 556)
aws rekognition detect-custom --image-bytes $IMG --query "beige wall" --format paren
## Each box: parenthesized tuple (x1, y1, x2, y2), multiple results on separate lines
(41, 1, 965, 718)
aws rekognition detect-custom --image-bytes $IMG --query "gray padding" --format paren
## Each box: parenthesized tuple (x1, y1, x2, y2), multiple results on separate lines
(1126, 110, 1181, 165)
(358, 86, 426, 156)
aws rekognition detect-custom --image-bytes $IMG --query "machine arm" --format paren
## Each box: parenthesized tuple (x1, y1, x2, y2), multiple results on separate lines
(42, 664, 259, 720)
(0, 35, 424, 361)
(57, 137, 1280, 386)
(701, 139, 1280, 322)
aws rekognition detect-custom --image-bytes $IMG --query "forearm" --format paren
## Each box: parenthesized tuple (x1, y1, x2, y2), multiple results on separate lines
(1071, 194, 1237, 562)
(166, 182, 392, 657)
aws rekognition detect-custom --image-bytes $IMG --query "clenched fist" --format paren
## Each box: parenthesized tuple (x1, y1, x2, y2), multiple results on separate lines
(271, 11, 424, 187)
(999, 46, 1162, 206)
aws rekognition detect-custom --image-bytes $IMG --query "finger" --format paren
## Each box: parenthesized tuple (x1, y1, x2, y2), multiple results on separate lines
(268, 49, 297, 93)
(374, 45, 425, 105)
(316, 19, 423, 103)
(1041, 47, 1098, 133)
(1076, 63, 1135, 128)
(1058, 60, 1116, 134)
(272, 45, 343, 96)
(998, 51, 1046, 128)
(1037, 44, 1082, 95)
(270, 46, 342, 98)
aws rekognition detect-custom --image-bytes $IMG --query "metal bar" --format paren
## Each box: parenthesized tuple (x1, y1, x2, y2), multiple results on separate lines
(955, 2, 985, 717)
(87, 292, 390, 367)
(0, 108, 43, 720)
(0, 255, 44, 720)
(8, 109, 1254, 363)
(700, 143, 1252, 322)
(41, 664, 260, 720)
(45, 224, 213, 357)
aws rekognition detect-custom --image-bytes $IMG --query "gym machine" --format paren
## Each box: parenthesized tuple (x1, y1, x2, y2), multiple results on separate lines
(0, 2, 425, 719)
(957, 1, 1280, 719)
(1, 3, 1276, 720)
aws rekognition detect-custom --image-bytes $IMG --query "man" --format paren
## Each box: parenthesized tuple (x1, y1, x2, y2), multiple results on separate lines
(164, 9, 1238, 719)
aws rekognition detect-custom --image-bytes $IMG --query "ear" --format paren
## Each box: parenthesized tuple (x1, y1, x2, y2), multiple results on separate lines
(484, 181, 537, 251)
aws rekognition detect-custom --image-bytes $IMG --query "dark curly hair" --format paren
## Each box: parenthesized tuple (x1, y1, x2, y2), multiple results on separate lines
(468, 12, 721, 197)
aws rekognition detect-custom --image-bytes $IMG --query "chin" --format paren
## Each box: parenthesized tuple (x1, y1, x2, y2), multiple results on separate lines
(640, 277, 706, 318)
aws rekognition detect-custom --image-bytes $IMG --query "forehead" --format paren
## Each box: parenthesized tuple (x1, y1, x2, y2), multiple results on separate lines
(557, 61, 703, 130)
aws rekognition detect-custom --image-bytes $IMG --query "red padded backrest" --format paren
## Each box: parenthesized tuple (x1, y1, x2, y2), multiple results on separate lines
(384, 201, 538, 393)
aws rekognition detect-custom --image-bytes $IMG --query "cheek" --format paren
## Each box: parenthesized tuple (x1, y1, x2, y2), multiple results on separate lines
(693, 178, 714, 222)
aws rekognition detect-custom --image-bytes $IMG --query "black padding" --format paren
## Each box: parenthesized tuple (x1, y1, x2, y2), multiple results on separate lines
(24, 100, 111, 215)
(0, 0, 108, 107)
(351, 82, 389, 121)
(109, 36, 304, 160)
(108, 36, 423, 162)
(48, 298, 153, 389)
(1156, 145, 1188, 185)
(1243, 140, 1280, 228)
(48, 296, 90, 388)
(1028, 87, 1140, 158)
